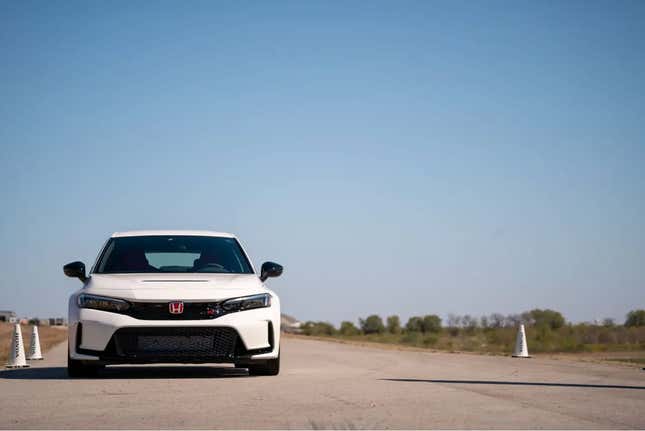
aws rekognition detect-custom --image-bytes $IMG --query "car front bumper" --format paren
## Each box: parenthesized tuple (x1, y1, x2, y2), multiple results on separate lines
(69, 306, 280, 363)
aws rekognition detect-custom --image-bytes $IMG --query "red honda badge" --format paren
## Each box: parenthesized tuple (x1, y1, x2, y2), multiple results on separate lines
(169, 301, 184, 314)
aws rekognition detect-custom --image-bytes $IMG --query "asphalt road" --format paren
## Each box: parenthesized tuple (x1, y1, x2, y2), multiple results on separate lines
(1, 337, 644, 429)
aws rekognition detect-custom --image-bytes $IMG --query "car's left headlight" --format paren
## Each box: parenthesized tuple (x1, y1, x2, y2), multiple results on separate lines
(221, 293, 271, 312)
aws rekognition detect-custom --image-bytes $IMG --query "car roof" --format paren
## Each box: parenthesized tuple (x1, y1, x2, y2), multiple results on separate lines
(111, 230, 236, 238)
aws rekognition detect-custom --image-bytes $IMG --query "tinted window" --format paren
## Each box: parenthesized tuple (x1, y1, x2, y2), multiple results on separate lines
(95, 236, 254, 274)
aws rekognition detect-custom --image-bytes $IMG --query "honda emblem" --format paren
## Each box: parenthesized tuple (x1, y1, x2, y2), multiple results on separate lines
(169, 301, 184, 314)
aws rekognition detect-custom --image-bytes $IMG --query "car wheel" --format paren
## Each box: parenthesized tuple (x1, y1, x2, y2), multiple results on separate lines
(67, 352, 103, 378)
(247, 353, 280, 376)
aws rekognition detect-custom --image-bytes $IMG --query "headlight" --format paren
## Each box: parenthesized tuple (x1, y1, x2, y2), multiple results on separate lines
(221, 293, 271, 312)
(77, 294, 130, 312)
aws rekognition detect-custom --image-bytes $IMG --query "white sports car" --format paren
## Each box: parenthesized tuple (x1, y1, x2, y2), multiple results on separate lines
(64, 230, 283, 377)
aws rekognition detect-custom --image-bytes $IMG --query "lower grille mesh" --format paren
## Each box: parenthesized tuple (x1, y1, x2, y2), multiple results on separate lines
(110, 327, 238, 359)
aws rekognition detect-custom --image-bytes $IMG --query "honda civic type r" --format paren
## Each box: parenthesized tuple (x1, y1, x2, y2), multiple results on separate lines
(64, 230, 283, 377)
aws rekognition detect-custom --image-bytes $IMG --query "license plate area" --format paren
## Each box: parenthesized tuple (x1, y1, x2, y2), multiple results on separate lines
(137, 335, 213, 352)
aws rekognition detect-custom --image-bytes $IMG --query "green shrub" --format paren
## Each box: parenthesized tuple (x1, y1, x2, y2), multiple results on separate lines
(405, 316, 424, 333)
(526, 309, 566, 330)
(301, 321, 336, 336)
(386, 315, 402, 334)
(422, 315, 442, 333)
(625, 310, 645, 327)
(339, 321, 360, 336)
(359, 315, 385, 334)
(405, 315, 441, 333)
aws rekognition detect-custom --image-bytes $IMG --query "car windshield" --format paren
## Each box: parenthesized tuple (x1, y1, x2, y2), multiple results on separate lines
(94, 235, 254, 274)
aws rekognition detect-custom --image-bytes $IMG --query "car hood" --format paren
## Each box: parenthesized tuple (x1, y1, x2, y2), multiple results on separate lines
(83, 273, 268, 301)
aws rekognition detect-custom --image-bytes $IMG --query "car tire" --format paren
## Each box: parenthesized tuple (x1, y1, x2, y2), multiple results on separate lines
(67, 352, 103, 378)
(247, 353, 280, 376)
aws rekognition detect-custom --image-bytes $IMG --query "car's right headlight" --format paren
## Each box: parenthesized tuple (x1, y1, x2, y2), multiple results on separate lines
(77, 294, 130, 312)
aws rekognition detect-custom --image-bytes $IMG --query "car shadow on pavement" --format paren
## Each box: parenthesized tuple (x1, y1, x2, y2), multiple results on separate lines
(1, 366, 250, 380)
(380, 378, 645, 390)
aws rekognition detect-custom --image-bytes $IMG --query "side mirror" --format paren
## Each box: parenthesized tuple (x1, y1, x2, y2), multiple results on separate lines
(260, 261, 283, 282)
(64, 261, 88, 283)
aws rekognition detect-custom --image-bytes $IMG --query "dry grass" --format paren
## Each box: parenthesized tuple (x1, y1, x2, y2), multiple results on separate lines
(542, 350, 645, 368)
(1, 323, 68, 364)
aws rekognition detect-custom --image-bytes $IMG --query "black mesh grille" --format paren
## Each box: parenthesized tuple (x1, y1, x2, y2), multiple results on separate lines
(108, 327, 238, 360)
(125, 302, 221, 320)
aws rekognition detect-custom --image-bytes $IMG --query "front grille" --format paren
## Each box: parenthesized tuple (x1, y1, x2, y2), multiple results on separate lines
(107, 327, 238, 360)
(126, 302, 221, 320)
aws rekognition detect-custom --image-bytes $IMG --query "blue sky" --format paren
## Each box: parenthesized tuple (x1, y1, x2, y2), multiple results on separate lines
(1, 1, 644, 324)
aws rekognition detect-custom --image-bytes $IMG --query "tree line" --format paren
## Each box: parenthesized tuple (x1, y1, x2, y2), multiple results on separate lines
(301, 309, 645, 337)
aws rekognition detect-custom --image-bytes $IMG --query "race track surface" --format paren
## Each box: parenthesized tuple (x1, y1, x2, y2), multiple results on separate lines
(1, 337, 644, 429)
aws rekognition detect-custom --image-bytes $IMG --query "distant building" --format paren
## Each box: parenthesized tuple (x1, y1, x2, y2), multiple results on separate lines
(0, 310, 17, 324)
(29, 317, 66, 326)
(281, 313, 302, 333)
(48, 317, 66, 326)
